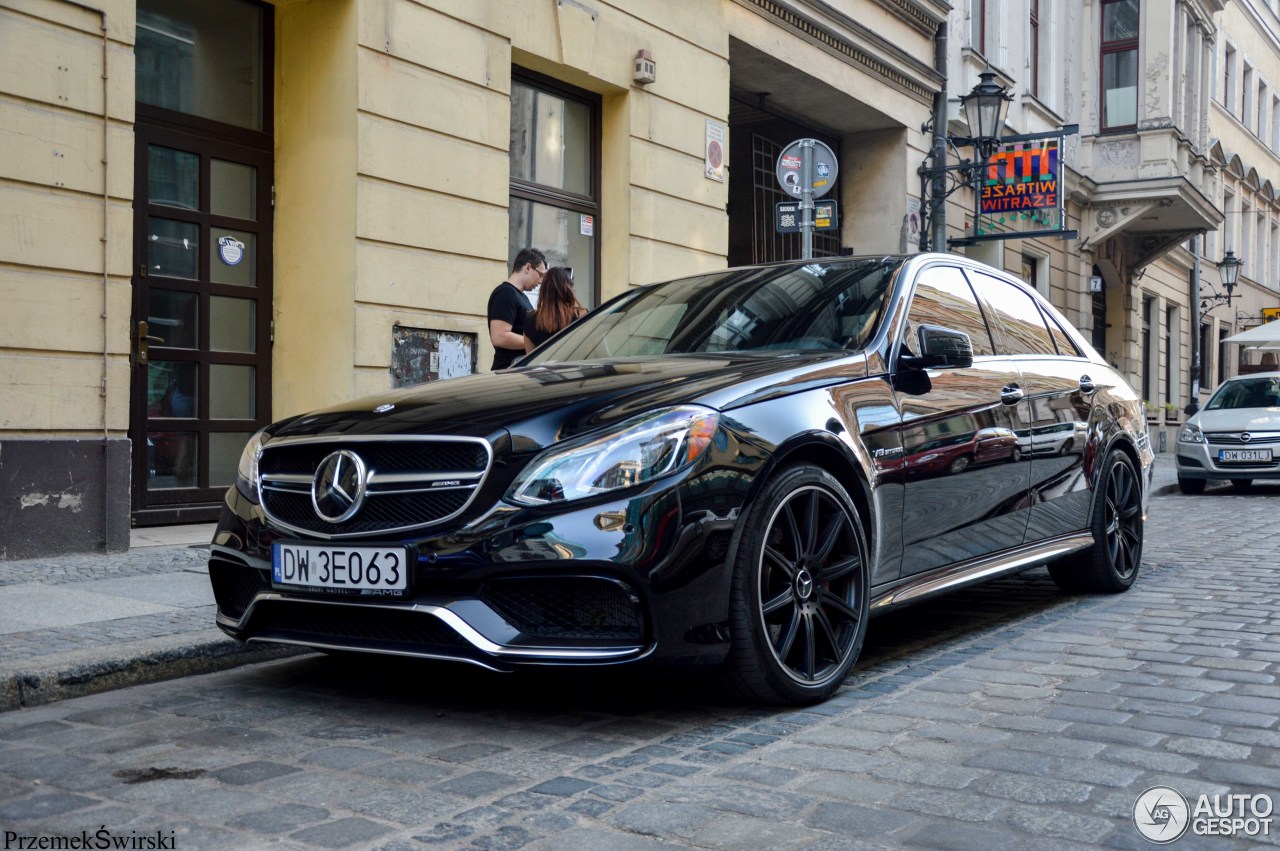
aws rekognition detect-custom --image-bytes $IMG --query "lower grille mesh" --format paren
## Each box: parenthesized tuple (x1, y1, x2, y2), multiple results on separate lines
(210, 560, 268, 619)
(247, 600, 468, 649)
(479, 577, 644, 641)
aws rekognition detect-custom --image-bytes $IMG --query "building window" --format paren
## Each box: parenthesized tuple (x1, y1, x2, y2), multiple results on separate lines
(1141, 296, 1154, 401)
(1030, 0, 1040, 98)
(1218, 324, 1230, 384)
(1200, 322, 1212, 388)
(1021, 252, 1049, 297)
(1257, 212, 1267, 284)
(1243, 63, 1254, 127)
(1165, 305, 1178, 405)
(1224, 44, 1236, 111)
(1271, 221, 1279, 289)
(1259, 82, 1269, 139)
(1101, 0, 1139, 130)
(508, 71, 600, 309)
(1242, 201, 1253, 278)
(1224, 189, 1236, 254)
(972, 0, 986, 55)
(1182, 16, 1198, 139)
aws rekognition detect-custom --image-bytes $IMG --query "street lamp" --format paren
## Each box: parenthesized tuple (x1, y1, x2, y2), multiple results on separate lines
(1200, 250, 1243, 317)
(918, 71, 1014, 252)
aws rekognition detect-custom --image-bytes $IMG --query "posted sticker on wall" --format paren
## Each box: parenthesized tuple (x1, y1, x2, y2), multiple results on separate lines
(218, 236, 245, 266)
(580, 214, 594, 236)
(705, 119, 726, 182)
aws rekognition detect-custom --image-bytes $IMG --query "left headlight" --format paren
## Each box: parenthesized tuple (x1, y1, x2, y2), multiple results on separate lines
(235, 429, 268, 497)
(506, 406, 720, 506)
(1178, 423, 1205, 444)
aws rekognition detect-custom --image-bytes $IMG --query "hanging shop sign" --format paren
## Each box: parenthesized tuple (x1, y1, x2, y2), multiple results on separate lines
(967, 125, 1078, 244)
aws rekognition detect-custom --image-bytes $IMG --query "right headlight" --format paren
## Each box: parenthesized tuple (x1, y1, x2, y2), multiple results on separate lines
(1178, 423, 1205, 444)
(235, 429, 268, 500)
(506, 406, 719, 506)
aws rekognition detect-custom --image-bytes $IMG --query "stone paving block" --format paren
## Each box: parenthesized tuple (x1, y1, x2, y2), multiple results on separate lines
(352, 758, 455, 784)
(344, 788, 456, 826)
(1005, 805, 1125, 843)
(529, 776, 596, 796)
(1060, 722, 1166, 748)
(1128, 715, 1221, 739)
(299, 745, 388, 770)
(759, 745, 889, 774)
(607, 800, 716, 837)
(804, 801, 917, 836)
(1046, 706, 1134, 726)
(525, 826, 669, 850)
(0, 791, 100, 821)
(290, 816, 392, 848)
(895, 818, 1024, 850)
(869, 758, 983, 790)
(1198, 708, 1278, 729)
(210, 759, 299, 786)
(1199, 760, 1280, 788)
(686, 812, 825, 850)
(912, 722, 1011, 745)
(963, 750, 1144, 788)
(1163, 736, 1252, 760)
(970, 771, 1092, 804)
(645, 762, 699, 777)
(430, 770, 524, 798)
(541, 736, 629, 758)
(1003, 733, 1107, 759)
(228, 802, 330, 833)
(795, 771, 909, 804)
(715, 762, 799, 787)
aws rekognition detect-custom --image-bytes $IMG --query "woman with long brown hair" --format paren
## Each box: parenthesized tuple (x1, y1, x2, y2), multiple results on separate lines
(524, 266, 587, 353)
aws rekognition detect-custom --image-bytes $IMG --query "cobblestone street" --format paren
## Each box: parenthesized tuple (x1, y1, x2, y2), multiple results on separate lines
(1, 488, 1278, 850)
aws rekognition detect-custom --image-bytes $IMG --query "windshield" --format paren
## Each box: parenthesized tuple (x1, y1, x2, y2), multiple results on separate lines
(524, 258, 900, 364)
(1206, 376, 1280, 410)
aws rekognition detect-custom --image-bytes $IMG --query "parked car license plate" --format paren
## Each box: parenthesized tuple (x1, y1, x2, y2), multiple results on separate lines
(271, 543, 410, 597)
(1219, 448, 1272, 463)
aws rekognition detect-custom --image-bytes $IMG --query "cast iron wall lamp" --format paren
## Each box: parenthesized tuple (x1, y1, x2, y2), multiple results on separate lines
(918, 71, 1014, 252)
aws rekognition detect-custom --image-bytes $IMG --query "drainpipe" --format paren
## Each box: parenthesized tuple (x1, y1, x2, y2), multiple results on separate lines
(56, 0, 111, 546)
(929, 20, 948, 253)
(1188, 235, 1201, 416)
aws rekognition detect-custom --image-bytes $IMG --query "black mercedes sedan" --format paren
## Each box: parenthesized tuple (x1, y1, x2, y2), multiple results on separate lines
(209, 253, 1152, 705)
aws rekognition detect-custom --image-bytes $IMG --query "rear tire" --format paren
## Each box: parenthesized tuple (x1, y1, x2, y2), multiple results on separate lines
(1230, 479, 1252, 489)
(722, 464, 870, 705)
(1178, 476, 1206, 495)
(1048, 449, 1143, 594)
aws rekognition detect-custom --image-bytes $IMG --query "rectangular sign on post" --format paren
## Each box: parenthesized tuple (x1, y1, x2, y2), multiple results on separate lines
(776, 200, 838, 233)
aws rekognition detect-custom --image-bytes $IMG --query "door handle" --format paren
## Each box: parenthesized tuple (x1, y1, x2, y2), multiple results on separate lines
(1000, 384, 1024, 405)
(135, 320, 165, 366)
(1079, 374, 1097, 394)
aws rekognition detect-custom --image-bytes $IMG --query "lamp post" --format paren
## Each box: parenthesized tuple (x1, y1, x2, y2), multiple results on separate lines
(918, 71, 1013, 252)
(1189, 250, 1245, 414)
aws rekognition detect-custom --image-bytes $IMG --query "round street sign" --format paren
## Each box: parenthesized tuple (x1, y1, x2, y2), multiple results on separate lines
(775, 139, 838, 199)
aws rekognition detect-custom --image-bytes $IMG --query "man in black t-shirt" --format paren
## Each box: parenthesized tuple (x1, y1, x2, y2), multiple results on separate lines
(487, 248, 546, 370)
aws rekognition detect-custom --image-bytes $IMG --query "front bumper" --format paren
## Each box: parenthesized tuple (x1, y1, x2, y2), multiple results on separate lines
(1175, 442, 1280, 481)
(209, 466, 748, 671)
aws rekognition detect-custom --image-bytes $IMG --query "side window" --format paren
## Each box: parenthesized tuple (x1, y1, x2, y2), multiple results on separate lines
(1040, 305, 1083, 357)
(903, 266, 996, 356)
(968, 272, 1057, 356)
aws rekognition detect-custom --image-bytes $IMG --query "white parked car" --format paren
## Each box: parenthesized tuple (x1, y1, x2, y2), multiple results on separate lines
(1176, 372, 1280, 493)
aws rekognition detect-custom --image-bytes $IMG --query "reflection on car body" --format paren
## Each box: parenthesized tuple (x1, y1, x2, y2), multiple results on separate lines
(208, 254, 1152, 705)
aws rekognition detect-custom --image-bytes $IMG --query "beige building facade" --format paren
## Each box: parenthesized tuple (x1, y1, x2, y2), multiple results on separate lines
(0, 0, 948, 556)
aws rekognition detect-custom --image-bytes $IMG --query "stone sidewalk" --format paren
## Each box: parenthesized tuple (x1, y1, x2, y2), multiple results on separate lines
(0, 484, 1275, 850)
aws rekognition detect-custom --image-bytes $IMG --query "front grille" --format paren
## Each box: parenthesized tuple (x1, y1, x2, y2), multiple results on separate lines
(479, 577, 644, 642)
(261, 488, 471, 536)
(260, 442, 489, 476)
(209, 560, 269, 619)
(1206, 432, 1280, 446)
(246, 599, 468, 649)
(258, 437, 491, 537)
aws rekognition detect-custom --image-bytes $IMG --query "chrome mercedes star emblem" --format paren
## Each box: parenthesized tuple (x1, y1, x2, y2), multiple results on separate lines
(1241, 432, 1253, 443)
(312, 450, 368, 523)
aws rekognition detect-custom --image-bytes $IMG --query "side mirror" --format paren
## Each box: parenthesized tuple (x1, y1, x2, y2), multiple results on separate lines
(900, 324, 974, 370)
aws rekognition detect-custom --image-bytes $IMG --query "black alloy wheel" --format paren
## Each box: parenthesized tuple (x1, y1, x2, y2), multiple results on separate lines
(724, 464, 869, 705)
(1049, 449, 1143, 593)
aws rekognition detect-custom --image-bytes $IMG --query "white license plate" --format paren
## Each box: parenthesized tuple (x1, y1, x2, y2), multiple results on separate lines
(272, 543, 409, 597)
(1219, 448, 1272, 463)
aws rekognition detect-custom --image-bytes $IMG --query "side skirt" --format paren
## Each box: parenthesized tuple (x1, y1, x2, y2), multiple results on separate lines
(869, 532, 1094, 612)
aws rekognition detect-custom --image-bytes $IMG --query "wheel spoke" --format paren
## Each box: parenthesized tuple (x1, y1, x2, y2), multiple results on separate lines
(775, 608, 801, 660)
(761, 587, 794, 616)
(804, 491, 821, 558)
(822, 592, 861, 627)
(783, 502, 803, 560)
(819, 555, 860, 583)
(764, 545, 796, 578)
(813, 514, 844, 564)
(1119, 503, 1141, 520)
(814, 608, 842, 658)
(802, 613, 817, 679)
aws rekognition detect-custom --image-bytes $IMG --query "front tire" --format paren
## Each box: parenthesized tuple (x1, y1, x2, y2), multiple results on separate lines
(723, 464, 870, 705)
(1178, 476, 1206, 495)
(1049, 449, 1143, 594)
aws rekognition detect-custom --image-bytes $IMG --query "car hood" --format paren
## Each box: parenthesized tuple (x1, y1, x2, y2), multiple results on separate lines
(269, 352, 866, 451)
(1190, 408, 1280, 432)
